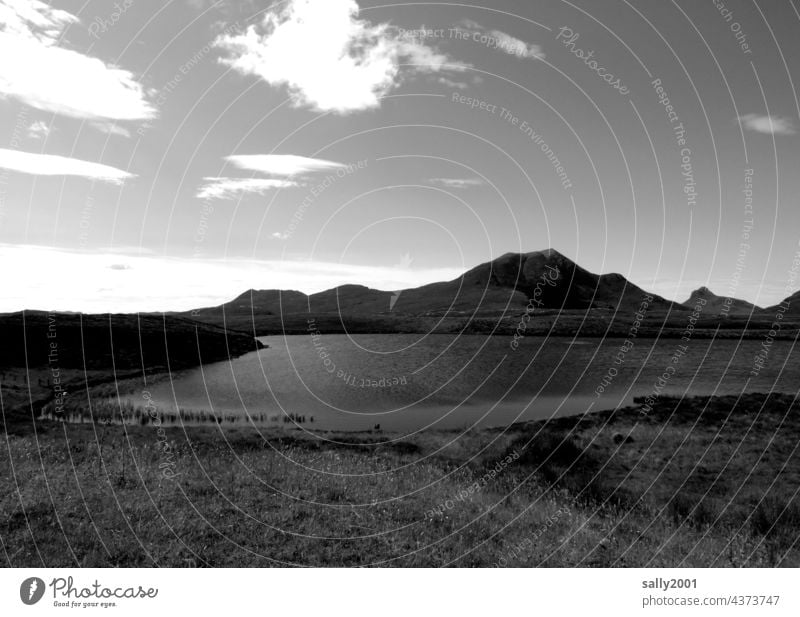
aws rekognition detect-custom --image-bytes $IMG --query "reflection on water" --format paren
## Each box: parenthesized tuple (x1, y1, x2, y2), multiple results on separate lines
(121, 334, 800, 433)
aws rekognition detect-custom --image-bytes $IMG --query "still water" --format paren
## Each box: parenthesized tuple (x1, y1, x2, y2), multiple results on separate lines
(129, 334, 799, 432)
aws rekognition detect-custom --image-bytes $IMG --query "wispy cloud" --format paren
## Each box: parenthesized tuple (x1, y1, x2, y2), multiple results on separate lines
(430, 177, 485, 189)
(0, 148, 134, 185)
(0, 0, 155, 121)
(90, 121, 132, 138)
(459, 20, 544, 59)
(214, 0, 468, 113)
(437, 76, 468, 90)
(26, 120, 50, 139)
(738, 113, 796, 135)
(197, 177, 299, 200)
(197, 154, 347, 199)
(487, 29, 544, 59)
(225, 154, 345, 177)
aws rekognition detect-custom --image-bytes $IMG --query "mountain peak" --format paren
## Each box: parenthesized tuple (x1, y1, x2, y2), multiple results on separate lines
(682, 286, 760, 314)
(232, 288, 306, 301)
(531, 247, 568, 260)
(495, 248, 570, 261)
(688, 286, 716, 298)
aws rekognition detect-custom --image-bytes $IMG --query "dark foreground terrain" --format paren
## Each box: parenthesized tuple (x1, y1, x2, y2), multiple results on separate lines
(0, 311, 262, 370)
(2, 392, 798, 567)
(0, 311, 263, 414)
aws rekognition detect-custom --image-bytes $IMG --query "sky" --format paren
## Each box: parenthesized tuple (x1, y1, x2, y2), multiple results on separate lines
(0, 0, 799, 312)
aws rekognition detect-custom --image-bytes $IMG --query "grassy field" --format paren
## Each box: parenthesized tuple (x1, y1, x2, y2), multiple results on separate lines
(2, 392, 799, 567)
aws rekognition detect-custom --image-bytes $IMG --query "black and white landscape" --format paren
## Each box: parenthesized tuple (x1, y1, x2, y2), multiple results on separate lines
(1, 0, 799, 569)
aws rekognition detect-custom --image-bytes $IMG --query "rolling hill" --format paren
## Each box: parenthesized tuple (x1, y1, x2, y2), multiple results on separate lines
(0, 311, 263, 370)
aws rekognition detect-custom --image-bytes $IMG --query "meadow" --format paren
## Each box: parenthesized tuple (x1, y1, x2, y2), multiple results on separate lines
(2, 391, 798, 567)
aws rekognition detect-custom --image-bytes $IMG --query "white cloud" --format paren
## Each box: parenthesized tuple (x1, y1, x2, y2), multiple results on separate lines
(487, 29, 544, 59)
(214, 0, 468, 113)
(0, 244, 466, 312)
(0, 148, 134, 185)
(26, 120, 50, 139)
(459, 20, 544, 59)
(198, 155, 345, 199)
(0, 0, 76, 43)
(197, 177, 299, 200)
(0, 0, 155, 121)
(90, 121, 132, 138)
(225, 154, 345, 177)
(738, 114, 796, 136)
(429, 177, 485, 189)
(437, 76, 468, 90)
(395, 38, 462, 71)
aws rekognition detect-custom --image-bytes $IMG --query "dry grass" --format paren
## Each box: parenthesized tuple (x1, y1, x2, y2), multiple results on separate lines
(1, 393, 798, 567)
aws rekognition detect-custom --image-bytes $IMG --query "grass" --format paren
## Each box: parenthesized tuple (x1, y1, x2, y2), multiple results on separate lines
(34, 374, 310, 427)
(1, 391, 799, 567)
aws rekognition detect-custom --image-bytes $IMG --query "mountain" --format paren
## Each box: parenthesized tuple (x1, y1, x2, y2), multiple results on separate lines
(681, 286, 761, 316)
(386, 249, 678, 313)
(767, 290, 800, 315)
(185, 249, 682, 334)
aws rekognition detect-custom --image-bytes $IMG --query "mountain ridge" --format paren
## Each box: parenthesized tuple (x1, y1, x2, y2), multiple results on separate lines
(200, 250, 795, 316)
(181, 249, 800, 337)
(191, 248, 679, 319)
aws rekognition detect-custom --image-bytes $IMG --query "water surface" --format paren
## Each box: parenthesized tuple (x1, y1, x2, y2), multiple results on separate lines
(128, 333, 799, 432)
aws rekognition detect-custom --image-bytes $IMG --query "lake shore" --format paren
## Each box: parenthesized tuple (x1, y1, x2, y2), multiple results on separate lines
(2, 392, 798, 567)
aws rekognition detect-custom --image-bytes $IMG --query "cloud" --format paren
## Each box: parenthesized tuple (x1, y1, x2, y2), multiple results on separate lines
(271, 231, 290, 240)
(26, 120, 50, 139)
(0, 0, 155, 121)
(0, 0, 76, 42)
(437, 76, 468, 90)
(486, 29, 544, 59)
(429, 177, 485, 189)
(225, 154, 345, 177)
(459, 20, 544, 59)
(198, 154, 346, 200)
(197, 177, 299, 200)
(0, 148, 134, 185)
(214, 0, 468, 113)
(738, 114, 796, 135)
(90, 121, 132, 138)
(394, 252, 413, 268)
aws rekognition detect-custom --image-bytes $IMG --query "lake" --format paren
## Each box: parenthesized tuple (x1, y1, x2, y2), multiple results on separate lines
(121, 333, 800, 433)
